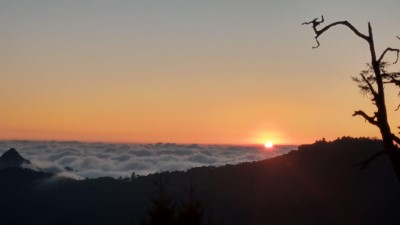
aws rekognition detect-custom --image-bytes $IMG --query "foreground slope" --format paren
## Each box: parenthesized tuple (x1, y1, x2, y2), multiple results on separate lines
(184, 137, 400, 225)
(0, 137, 399, 225)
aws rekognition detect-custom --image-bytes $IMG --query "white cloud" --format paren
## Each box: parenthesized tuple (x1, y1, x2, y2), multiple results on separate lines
(0, 141, 297, 178)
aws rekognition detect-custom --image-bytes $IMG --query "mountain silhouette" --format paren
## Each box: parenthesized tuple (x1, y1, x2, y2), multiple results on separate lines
(0, 148, 31, 170)
(0, 138, 399, 225)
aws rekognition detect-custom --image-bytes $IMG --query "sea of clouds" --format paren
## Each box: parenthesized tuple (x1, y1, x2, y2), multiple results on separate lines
(0, 141, 297, 179)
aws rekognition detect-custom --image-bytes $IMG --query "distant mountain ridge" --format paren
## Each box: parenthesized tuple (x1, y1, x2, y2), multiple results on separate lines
(0, 148, 31, 170)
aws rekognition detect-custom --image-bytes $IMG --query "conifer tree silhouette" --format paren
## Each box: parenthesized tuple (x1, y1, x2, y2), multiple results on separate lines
(176, 177, 209, 225)
(141, 174, 176, 225)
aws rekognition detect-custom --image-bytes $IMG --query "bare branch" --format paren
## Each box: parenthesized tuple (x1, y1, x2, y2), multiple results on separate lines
(378, 48, 400, 64)
(383, 76, 400, 86)
(360, 72, 378, 98)
(352, 150, 386, 171)
(302, 17, 322, 26)
(383, 79, 400, 85)
(317, 21, 369, 40)
(352, 110, 378, 126)
(397, 36, 400, 40)
(302, 15, 324, 48)
(395, 104, 400, 111)
(392, 133, 400, 145)
(352, 134, 400, 171)
(313, 37, 321, 49)
(303, 15, 369, 49)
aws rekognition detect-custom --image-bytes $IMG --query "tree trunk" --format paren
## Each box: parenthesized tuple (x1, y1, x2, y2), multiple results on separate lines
(303, 16, 400, 184)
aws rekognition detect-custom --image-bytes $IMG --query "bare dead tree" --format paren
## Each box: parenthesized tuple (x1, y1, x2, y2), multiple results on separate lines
(303, 16, 400, 183)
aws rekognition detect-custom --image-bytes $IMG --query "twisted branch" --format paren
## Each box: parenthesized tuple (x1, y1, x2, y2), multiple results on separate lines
(352, 150, 386, 171)
(352, 110, 378, 126)
(378, 48, 400, 64)
(303, 15, 369, 49)
(302, 15, 324, 48)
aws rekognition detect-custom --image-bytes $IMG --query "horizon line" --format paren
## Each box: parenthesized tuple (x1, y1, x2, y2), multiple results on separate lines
(0, 138, 302, 147)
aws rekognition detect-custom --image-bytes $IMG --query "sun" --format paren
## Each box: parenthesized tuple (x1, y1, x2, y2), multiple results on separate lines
(264, 141, 274, 148)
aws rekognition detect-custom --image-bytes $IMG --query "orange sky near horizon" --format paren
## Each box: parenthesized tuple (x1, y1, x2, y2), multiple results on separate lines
(1, 1, 400, 145)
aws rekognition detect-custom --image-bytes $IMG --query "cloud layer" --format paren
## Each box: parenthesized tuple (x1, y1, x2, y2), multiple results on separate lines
(0, 141, 297, 178)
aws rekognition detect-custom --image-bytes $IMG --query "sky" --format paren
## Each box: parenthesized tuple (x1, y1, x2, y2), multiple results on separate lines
(1, 0, 400, 145)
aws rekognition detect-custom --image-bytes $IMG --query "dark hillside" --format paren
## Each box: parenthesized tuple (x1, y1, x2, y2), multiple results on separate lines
(180, 137, 400, 225)
(0, 137, 399, 225)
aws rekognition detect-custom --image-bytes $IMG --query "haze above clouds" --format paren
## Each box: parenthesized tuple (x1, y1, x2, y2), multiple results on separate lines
(0, 141, 296, 178)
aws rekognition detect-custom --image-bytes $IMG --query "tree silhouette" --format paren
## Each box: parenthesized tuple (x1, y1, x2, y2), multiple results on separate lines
(176, 177, 209, 225)
(141, 174, 176, 225)
(303, 16, 400, 182)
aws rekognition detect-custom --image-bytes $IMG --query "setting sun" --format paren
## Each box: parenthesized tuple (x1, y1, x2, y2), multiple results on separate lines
(264, 141, 274, 148)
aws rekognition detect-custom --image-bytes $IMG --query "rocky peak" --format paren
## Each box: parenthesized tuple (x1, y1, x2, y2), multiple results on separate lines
(0, 148, 31, 169)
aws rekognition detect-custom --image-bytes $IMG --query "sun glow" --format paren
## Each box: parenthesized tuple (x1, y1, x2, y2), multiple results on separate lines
(264, 141, 274, 148)
(250, 130, 286, 146)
